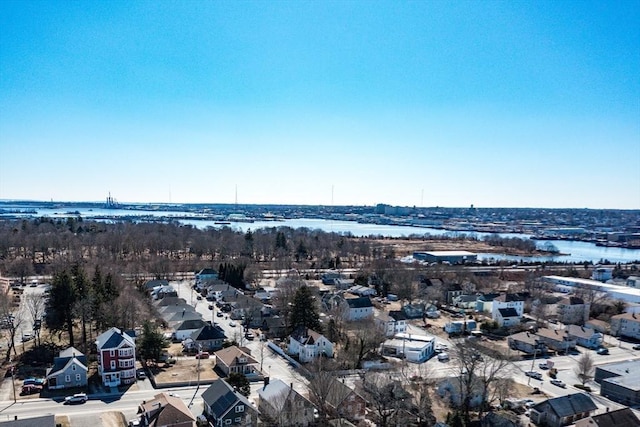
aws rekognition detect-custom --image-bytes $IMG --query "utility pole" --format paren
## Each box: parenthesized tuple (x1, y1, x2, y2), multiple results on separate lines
(10, 358, 16, 403)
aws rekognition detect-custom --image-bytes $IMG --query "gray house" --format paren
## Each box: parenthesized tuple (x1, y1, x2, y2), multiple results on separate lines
(202, 379, 258, 426)
(529, 393, 596, 427)
(46, 347, 88, 390)
(565, 325, 603, 349)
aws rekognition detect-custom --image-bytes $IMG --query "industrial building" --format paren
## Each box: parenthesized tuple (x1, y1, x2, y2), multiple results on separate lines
(413, 251, 477, 264)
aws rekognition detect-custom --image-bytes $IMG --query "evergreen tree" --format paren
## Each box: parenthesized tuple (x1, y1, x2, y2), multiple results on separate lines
(138, 321, 167, 362)
(45, 270, 77, 347)
(289, 285, 321, 333)
(226, 373, 250, 397)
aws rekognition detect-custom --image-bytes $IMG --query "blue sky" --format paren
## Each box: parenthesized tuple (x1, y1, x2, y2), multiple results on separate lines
(1, 1, 639, 209)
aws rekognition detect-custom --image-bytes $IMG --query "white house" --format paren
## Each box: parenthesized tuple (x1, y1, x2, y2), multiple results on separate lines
(288, 327, 334, 363)
(557, 297, 590, 325)
(610, 312, 640, 340)
(491, 294, 524, 320)
(374, 310, 408, 337)
(346, 296, 374, 321)
(495, 308, 520, 327)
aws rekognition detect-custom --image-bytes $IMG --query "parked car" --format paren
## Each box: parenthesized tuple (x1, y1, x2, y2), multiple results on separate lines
(525, 371, 543, 380)
(216, 311, 223, 317)
(633, 344, 640, 350)
(245, 332, 255, 340)
(64, 393, 88, 404)
(21, 384, 42, 395)
(195, 352, 210, 359)
(437, 352, 450, 362)
(550, 379, 566, 388)
(596, 347, 609, 355)
(136, 370, 147, 380)
(229, 321, 237, 327)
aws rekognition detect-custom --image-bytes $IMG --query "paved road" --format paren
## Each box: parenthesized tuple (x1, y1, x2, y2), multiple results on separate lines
(173, 281, 310, 398)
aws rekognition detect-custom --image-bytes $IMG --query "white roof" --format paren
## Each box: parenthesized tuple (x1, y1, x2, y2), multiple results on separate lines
(424, 251, 476, 257)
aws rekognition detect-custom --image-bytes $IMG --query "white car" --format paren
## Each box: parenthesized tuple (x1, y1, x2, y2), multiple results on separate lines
(229, 321, 237, 327)
(437, 352, 449, 361)
(64, 393, 88, 404)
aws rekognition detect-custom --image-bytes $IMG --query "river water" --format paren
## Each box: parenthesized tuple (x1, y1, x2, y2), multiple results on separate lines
(2, 205, 639, 264)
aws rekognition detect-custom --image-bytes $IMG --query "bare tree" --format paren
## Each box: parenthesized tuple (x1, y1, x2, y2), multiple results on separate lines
(575, 353, 595, 385)
(359, 372, 412, 427)
(0, 293, 25, 360)
(24, 292, 45, 346)
(343, 320, 386, 369)
(306, 358, 339, 421)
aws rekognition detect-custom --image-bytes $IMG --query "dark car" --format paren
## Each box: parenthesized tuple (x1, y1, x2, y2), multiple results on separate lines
(21, 385, 42, 395)
(632, 344, 640, 350)
(596, 347, 609, 355)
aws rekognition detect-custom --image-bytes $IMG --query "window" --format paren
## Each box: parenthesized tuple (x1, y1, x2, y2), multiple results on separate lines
(235, 418, 241, 423)
(110, 360, 116, 370)
(109, 350, 115, 357)
(65, 375, 70, 382)
(225, 420, 231, 425)
(72, 365, 76, 371)
(235, 405, 244, 413)
(76, 374, 81, 381)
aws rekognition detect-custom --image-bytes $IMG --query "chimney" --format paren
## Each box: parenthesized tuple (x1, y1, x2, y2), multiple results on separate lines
(263, 377, 269, 390)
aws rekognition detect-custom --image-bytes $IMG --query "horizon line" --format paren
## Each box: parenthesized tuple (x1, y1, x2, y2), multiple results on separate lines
(0, 198, 638, 212)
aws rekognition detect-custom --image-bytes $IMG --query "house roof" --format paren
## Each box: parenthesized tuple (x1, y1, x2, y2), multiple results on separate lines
(197, 268, 218, 276)
(566, 325, 600, 339)
(498, 308, 519, 318)
(494, 293, 524, 303)
(536, 328, 570, 342)
(290, 327, 328, 346)
(58, 346, 84, 358)
(174, 319, 208, 331)
(214, 346, 257, 367)
(143, 279, 169, 290)
(140, 393, 195, 427)
(47, 354, 88, 378)
(574, 408, 640, 427)
(0, 414, 55, 427)
(258, 378, 297, 403)
(346, 296, 372, 309)
(532, 393, 596, 418)
(165, 310, 203, 324)
(191, 324, 226, 342)
(262, 316, 285, 329)
(559, 296, 585, 305)
(155, 297, 187, 307)
(509, 332, 540, 346)
(389, 310, 408, 321)
(326, 379, 360, 408)
(96, 327, 135, 350)
(611, 312, 640, 322)
(202, 379, 255, 418)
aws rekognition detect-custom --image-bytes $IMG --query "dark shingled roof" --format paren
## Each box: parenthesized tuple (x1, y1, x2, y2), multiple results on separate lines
(498, 308, 519, 318)
(533, 393, 596, 418)
(202, 379, 254, 418)
(191, 324, 226, 341)
(1, 414, 55, 427)
(581, 408, 640, 427)
(346, 296, 372, 309)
